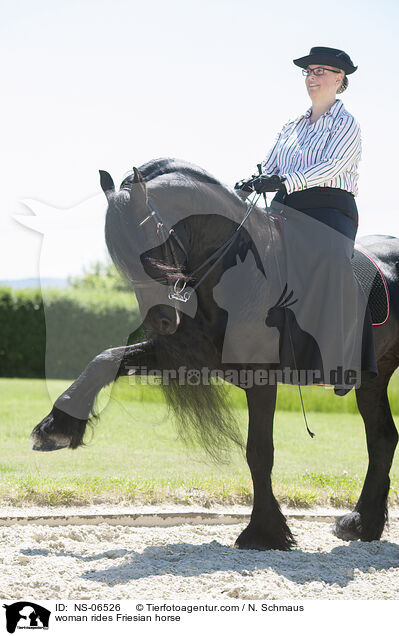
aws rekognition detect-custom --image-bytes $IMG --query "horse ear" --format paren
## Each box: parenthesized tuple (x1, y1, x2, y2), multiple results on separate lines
(130, 166, 147, 209)
(133, 167, 144, 184)
(99, 170, 115, 200)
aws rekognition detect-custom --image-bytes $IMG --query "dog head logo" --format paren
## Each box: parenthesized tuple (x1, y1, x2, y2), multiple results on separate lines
(3, 602, 51, 633)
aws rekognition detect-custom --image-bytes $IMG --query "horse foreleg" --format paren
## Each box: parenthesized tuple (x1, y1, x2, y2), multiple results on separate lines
(235, 384, 296, 550)
(31, 340, 156, 451)
(334, 354, 399, 541)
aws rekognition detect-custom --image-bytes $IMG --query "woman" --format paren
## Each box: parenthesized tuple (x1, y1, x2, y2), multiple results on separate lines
(235, 46, 377, 393)
(236, 46, 359, 240)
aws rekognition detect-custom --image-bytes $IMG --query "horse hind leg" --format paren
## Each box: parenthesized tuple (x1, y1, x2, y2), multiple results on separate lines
(334, 354, 399, 542)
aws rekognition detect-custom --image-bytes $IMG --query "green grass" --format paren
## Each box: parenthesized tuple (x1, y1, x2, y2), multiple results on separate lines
(0, 377, 398, 508)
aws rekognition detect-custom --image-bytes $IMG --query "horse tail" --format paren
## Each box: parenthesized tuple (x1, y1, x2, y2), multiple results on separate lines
(152, 322, 244, 463)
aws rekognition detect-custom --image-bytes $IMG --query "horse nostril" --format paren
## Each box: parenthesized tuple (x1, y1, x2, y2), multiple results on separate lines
(159, 318, 176, 335)
(146, 306, 179, 335)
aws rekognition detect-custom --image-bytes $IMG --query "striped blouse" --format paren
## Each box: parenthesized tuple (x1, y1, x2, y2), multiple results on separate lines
(261, 99, 361, 196)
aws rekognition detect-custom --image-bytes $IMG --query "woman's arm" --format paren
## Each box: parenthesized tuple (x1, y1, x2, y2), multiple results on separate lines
(282, 115, 361, 194)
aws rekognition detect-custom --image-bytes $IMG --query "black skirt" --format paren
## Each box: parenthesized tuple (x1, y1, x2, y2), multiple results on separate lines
(272, 187, 358, 241)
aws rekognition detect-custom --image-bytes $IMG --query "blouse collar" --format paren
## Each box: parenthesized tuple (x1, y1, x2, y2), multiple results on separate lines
(304, 98, 343, 121)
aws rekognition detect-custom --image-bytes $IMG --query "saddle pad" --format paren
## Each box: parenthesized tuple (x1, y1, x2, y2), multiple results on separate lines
(352, 248, 389, 326)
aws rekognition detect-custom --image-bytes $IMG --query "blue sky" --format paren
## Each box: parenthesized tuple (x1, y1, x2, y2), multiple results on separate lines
(1, 0, 398, 278)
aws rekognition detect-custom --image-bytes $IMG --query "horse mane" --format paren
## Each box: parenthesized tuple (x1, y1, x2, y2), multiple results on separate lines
(121, 157, 222, 188)
(120, 157, 246, 213)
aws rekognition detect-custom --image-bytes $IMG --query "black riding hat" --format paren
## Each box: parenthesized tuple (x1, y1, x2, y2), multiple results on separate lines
(293, 47, 357, 75)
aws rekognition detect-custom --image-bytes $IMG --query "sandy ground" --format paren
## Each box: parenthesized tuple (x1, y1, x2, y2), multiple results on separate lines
(1, 510, 399, 600)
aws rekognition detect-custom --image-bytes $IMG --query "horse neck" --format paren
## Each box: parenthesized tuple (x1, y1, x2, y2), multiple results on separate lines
(185, 213, 243, 271)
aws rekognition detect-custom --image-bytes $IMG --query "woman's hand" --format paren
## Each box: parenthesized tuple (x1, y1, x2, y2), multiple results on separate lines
(234, 175, 257, 193)
(235, 174, 287, 194)
(251, 175, 286, 193)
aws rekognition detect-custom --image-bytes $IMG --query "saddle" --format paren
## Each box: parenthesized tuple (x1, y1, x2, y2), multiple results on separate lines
(352, 248, 389, 326)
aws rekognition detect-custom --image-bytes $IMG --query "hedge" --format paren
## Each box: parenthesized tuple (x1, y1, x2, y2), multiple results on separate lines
(0, 287, 143, 379)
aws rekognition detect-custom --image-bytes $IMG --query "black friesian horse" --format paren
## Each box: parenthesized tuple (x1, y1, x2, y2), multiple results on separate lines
(31, 159, 399, 550)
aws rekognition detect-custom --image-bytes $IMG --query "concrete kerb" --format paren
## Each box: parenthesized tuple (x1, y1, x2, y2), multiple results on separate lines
(1, 507, 398, 527)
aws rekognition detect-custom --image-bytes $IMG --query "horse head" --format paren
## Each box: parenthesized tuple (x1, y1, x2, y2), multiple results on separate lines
(100, 167, 187, 336)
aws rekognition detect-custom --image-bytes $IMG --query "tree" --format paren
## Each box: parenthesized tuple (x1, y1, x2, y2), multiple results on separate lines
(68, 260, 131, 292)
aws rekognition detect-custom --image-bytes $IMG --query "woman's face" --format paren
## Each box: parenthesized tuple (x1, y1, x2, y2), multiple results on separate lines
(305, 64, 344, 99)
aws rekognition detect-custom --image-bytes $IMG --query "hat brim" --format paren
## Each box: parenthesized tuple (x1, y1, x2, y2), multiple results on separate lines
(293, 54, 357, 75)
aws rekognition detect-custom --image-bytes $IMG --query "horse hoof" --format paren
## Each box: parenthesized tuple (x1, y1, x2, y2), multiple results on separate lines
(30, 406, 87, 451)
(30, 428, 70, 451)
(30, 416, 72, 452)
(333, 512, 362, 541)
(31, 439, 69, 452)
(234, 523, 296, 551)
(334, 510, 386, 542)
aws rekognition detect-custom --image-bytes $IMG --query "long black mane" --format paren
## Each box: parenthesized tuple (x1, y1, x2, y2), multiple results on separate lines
(121, 157, 223, 189)
(120, 157, 250, 219)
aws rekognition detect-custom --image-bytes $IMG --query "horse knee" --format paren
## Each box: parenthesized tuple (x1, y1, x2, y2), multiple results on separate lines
(90, 348, 126, 384)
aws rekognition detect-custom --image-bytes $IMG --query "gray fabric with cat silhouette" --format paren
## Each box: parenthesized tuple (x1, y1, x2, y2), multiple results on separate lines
(214, 203, 376, 389)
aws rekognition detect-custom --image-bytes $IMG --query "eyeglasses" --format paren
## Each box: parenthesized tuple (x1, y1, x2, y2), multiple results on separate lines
(302, 67, 342, 77)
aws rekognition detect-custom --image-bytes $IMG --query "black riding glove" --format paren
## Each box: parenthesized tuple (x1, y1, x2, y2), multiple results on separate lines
(234, 175, 257, 193)
(251, 174, 286, 193)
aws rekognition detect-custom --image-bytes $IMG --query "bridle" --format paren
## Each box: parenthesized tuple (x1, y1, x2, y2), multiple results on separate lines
(137, 193, 262, 303)
(136, 204, 191, 302)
